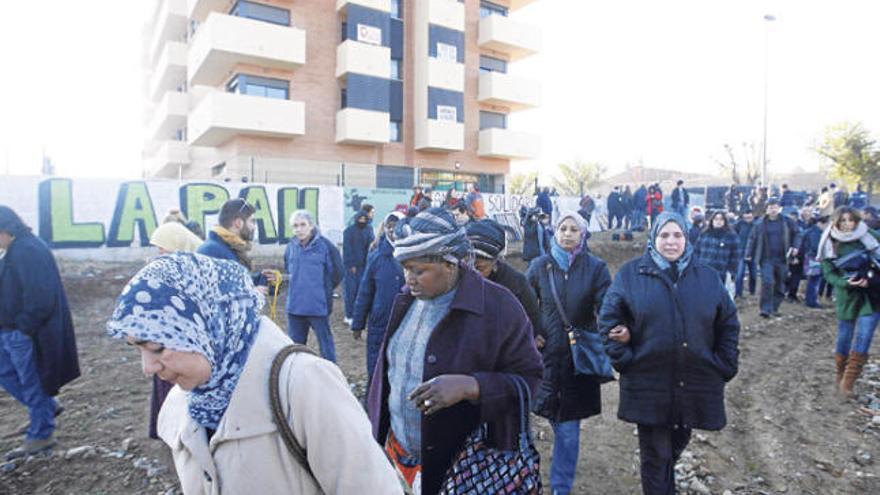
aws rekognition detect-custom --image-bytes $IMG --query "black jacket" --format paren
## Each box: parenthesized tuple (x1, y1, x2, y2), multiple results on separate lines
(489, 260, 542, 339)
(745, 215, 803, 266)
(527, 251, 611, 422)
(598, 253, 740, 430)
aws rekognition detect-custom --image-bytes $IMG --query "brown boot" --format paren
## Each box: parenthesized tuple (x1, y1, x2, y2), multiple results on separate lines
(840, 352, 868, 397)
(835, 353, 848, 386)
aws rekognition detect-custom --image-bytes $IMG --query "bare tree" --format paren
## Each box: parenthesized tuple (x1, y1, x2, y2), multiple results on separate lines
(714, 142, 761, 185)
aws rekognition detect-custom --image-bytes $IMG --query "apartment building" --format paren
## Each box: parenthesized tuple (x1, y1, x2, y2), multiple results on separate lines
(142, 0, 541, 192)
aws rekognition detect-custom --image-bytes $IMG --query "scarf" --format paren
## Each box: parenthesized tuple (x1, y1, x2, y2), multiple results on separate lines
(212, 225, 253, 270)
(817, 221, 880, 261)
(393, 208, 472, 264)
(150, 222, 203, 253)
(549, 210, 589, 271)
(648, 211, 694, 275)
(106, 253, 264, 430)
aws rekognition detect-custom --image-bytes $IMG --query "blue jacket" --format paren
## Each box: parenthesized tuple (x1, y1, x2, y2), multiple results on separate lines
(633, 187, 648, 212)
(0, 231, 80, 396)
(521, 218, 547, 262)
(745, 216, 803, 266)
(780, 190, 796, 207)
(694, 228, 739, 277)
(343, 216, 372, 269)
(527, 250, 611, 422)
(671, 187, 689, 208)
(284, 231, 344, 317)
(351, 237, 404, 333)
(849, 191, 867, 209)
(536, 192, 553, 216)
(599, 253, 740, 430)
(734, 220, 754, 258)
(197, 231, 265, 285)
(801, 224, 823, 259)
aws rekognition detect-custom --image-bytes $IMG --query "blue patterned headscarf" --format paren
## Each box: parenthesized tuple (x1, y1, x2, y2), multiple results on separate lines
(393, 207, 472, 264)
(648, 211, 693, 274)
(107, 253, 264, 430)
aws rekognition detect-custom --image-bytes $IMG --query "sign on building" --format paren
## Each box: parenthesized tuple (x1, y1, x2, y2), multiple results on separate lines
(357, 24, 382, 45)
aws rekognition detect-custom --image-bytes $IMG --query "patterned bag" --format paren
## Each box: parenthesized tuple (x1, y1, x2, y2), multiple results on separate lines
(439, 375, 542, 495)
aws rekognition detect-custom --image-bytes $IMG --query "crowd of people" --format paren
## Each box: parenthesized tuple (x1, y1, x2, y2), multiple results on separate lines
(0, 176, 877, 494)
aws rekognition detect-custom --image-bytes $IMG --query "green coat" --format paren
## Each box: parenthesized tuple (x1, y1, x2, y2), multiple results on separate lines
(821, 231, 880, 320)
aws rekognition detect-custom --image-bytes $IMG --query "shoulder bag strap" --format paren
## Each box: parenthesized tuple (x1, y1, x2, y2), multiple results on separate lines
(270, 344, 319, 481)
(545, 263, 572, 330)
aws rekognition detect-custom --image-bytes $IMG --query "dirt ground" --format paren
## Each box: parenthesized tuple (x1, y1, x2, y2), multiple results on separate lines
(1, 233, 879, 494)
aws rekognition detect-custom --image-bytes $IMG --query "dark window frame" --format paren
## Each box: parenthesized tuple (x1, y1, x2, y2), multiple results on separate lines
(479, 110, 508, 130)
(479, 55, 508, 74)
(226, 74, 289, 100)
(480, 1, 509, 18)
(229, 0, 291, 26)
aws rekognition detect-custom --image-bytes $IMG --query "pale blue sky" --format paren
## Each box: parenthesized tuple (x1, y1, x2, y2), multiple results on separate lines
(1, 0, 878, 180)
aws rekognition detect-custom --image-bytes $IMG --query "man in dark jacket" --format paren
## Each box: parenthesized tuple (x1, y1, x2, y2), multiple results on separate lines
(0, 206, 79, 459)
(745, 198, 803, 317)
(536, 187, 553, 221)
(734, 210, 757, 297)
(352, 212, 405, 383)
(466, 220, 542, 341)
(343, 211, 373, 325)
(632, 184, 648, 231)
(831, 183, 848, 208)
(197, 198, 271, 288)
(848, 184, 867, 209)
(779, 184, 795, 208)
(521, 207, 546, 263)
(607, 186, 622, 230)
(671, 180, 689, 217)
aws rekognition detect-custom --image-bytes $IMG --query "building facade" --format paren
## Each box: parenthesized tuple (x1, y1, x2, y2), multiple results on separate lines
(142, 0, 541, 192)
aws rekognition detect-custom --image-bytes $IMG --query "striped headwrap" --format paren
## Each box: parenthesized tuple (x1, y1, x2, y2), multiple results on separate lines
(393, 207, 472, 264)
(465, 219, 507, 259)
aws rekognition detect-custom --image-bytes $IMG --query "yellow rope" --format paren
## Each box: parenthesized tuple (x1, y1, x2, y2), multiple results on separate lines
(269, 270, 283, 320)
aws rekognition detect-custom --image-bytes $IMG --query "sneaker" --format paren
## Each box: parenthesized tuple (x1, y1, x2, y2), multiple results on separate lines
(5, 437, 56, 461)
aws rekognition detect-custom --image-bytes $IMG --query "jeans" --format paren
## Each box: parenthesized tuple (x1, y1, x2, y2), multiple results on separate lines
(735, 258, 757, 297)
(0, 330, 56, 440)
(836, 312, 880, 355)
(343, 266, 364, 319)
(637, 424, 692, 495)
(549, 420, 580, 494)
(287, 314, 337, 362)
(805, 274, 822, 307)
(672, 204, 686, 217)
(760, 259, 788, 314)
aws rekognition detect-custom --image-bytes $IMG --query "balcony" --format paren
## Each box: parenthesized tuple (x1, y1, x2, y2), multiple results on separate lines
(147, 91, 189, 141)
(478, 71, 540, 111)
(336, 40, 391, 80)
(478, 15, 541, 61)
(421, 0, 465, 32)
(187, 0, 228, 22)
(149, 41, 188, 102)
(188, 13, 306, 87)
(336, 108, 390, 145)
(416, 119, 464, 152)
(478, 128, 540, 159)
(148, 0, 188, 65)
(336, 0, 391, 13)
(188, 91, 305, 147)
(146, 140, 191, 177)
(427, 57, 464, 92)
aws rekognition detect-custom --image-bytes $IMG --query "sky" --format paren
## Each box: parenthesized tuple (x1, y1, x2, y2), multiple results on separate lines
(0, 0, 878, 180)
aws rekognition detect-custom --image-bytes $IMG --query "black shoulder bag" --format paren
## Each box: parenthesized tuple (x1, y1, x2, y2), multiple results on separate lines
(545, 263, 614, 383)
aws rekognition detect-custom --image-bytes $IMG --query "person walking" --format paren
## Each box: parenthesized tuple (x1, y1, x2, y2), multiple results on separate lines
(285, 210, 344, 362)
(526, 211, 611, 495)
(0, 206, 80, 459)
(817, 187, 835, 217)
(745, 198, 803, 318)
(368, 208, 543, 495)
(749, 187, 768, 218)
(622, 186, 634, 230)
(724, 185, 740, 215)
(108, 253, 402, 494)
(343, 211, 373, 326)
(671, 180, 689, 218)
(818, 207, 880, 396)
(801, 213, 829, 309)
(734, 211, 758, 298)
(599, 211, 740, 495)
(351, 212, 405, 384)
(693, 211, 739, 283)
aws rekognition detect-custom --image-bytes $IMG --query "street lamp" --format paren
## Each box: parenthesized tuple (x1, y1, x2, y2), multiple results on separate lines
(761, 14, 776, 186)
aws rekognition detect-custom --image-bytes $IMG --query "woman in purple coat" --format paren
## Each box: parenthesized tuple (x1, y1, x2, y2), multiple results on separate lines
(367, 208, 543, 495)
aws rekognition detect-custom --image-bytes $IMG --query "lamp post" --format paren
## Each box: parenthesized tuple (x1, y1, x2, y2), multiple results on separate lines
(761, 14, 776, 186)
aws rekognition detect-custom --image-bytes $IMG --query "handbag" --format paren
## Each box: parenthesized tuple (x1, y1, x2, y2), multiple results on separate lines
(546, 264, 615, 383)
(270, 345, 319, 484)
(831, 248, 880, 291)
(439, 375, 542, 495)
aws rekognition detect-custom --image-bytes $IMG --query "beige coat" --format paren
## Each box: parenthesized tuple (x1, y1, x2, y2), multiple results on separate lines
(158, 317, 402, 495)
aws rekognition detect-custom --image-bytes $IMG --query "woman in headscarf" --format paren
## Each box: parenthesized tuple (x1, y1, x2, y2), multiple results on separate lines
(599, 211, 740, 495)
(818, 206, 880, 396)
(351, 212, 405, 385)
(466, 219, 542, 343)
(107, 253, 401, 494)
(693, 210, 739, 283)
(368, 208, 542, 495)
(144, 221, 205, 440)
(525, 210, 610, 495)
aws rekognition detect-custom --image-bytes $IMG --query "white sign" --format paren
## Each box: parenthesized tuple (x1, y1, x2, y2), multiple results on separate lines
(436, 42, 458, 63)
(437, 105, 457, 123)
(357, 24, 382, 46)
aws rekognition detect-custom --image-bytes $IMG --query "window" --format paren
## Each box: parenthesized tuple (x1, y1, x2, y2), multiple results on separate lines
(479, 55, 507, 74)
(341, 22, 348, 42)
(480, 1, 508, 18)
(340, 87, 348, 109)
(390, 0, 402, 19)
(229, 0, 290, 26)
(389, 120, 402, 142)
(480, 111, 507, 130)
(390, 58, 402, 80)
(436, 42, 458, 63)
(226, 74, 289, 100)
